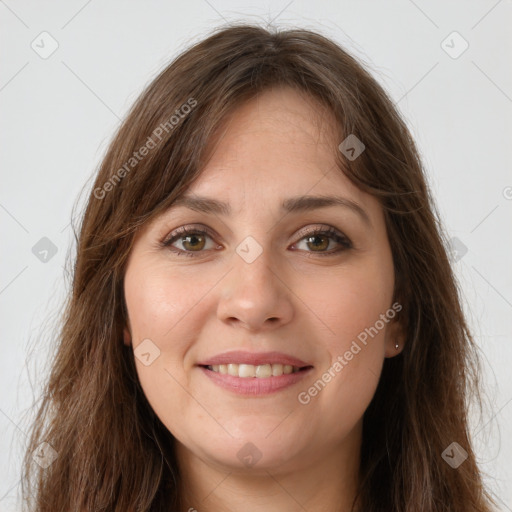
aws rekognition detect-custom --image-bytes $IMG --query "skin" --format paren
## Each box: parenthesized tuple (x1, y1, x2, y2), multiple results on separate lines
(123, 86, 405, 512)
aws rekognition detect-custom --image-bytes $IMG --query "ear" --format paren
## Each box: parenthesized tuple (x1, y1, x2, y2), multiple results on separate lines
(384, 316, 406, 358)
(123, 326, 132, 346)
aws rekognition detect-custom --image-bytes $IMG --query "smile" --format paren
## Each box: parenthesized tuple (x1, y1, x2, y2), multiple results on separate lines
(205, 363, 302, 378)
(199, 364, 313, 396)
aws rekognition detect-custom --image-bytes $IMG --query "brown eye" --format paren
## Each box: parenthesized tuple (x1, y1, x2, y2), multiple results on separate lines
(292, 226, 352, 256)
(162, 225, 351, 258)
(181, 233, 206, 251)
(304, 234, 330, 252)
(162, 226, 219, 257)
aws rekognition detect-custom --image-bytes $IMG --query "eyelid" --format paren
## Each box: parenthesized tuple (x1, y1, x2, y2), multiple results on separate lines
(161, 223, 218, 246)
(293, 223, 347, 242)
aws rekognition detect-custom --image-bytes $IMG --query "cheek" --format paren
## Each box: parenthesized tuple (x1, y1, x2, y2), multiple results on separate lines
(306, 257, 394, 348)
(123, 259, 218, 428)
(124, 260, 209, 345)
(299, 257, 393, 410)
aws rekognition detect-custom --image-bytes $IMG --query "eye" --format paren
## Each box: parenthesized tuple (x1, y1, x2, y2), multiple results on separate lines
(291, 226, 352, 256)
(161, 225, 221, 257)
(161, 224, 352, 257)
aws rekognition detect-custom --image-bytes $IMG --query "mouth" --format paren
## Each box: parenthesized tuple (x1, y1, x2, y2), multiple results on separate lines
(197, 350, 314, 395)
(200, 363, 310, 378)
(199, 364, 313, 395)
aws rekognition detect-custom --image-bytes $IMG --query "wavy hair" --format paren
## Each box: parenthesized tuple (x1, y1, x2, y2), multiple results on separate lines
(21, 23, 496, 511)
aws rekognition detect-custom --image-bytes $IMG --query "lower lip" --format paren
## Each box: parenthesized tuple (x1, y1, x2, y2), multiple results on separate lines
(199, 366, 313, 396)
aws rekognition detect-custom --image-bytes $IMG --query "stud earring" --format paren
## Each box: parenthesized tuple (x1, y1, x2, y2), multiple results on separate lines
(395, 342, 399, 350)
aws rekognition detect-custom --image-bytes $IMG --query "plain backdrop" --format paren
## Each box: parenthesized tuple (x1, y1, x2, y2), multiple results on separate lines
(1, 0, 511, 510)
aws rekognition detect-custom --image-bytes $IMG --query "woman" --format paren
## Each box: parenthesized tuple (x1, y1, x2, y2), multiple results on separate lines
(21, 23, 496, 511)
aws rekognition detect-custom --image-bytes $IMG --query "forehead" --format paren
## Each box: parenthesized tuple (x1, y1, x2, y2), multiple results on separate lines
(209, 86, 339, 156)
(185, 86, 366, 209)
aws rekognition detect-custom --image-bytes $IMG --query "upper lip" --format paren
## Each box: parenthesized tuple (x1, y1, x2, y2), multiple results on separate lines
(197, 350, 312, 368)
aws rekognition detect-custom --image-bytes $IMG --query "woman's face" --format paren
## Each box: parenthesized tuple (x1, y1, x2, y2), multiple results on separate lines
(123, 86, 404, 475)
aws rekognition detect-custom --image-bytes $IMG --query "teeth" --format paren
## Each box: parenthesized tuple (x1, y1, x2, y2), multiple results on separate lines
(207, 363, 301, 378)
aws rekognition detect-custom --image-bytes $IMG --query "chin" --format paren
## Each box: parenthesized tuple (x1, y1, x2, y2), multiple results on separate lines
(195, 430, 305, 473)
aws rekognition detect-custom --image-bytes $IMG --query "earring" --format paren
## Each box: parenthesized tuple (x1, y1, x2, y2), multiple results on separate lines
(395, 342, 399, 350)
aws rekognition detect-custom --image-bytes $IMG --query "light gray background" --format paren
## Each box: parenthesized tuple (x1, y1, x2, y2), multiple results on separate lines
(1, 1, 511, 510)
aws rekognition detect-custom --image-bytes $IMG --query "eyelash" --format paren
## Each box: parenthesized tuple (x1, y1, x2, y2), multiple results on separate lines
(161, 224, 352, 258)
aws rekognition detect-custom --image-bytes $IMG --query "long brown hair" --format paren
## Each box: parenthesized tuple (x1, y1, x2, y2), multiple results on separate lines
(20, 23, 496, 511)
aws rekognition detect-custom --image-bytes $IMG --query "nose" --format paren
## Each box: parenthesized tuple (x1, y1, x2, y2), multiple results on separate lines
(216, 242, 294, 332)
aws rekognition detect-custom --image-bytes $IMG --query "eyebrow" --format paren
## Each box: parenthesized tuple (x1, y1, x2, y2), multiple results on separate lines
(171, 194, 371, 225)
